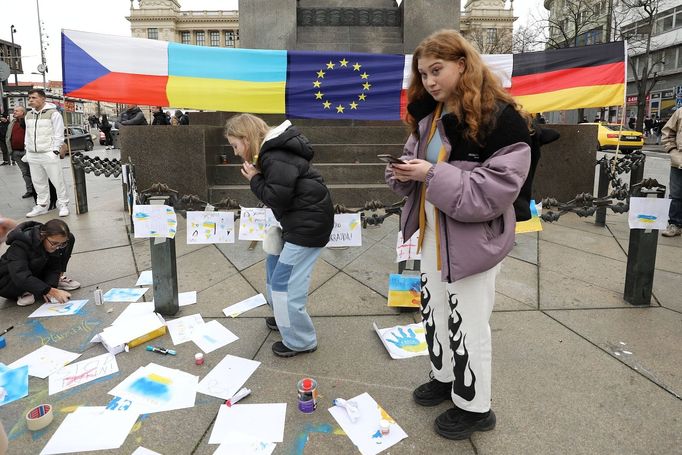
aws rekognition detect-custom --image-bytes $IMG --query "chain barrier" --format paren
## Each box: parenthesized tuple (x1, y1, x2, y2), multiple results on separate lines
(72, 152, 122, 178)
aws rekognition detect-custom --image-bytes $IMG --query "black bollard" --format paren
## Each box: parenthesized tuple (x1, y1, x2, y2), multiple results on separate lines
(73, 164, 89, 214)
(623, 187, 665, 306)
(595, 159, 609, 226)
(148, 196, 179, 316)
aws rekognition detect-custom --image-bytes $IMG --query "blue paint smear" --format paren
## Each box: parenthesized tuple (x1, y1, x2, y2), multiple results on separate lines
(129, 376, 171, 402)
(17, 320, 50, 339)
(292, 423, 334, 455)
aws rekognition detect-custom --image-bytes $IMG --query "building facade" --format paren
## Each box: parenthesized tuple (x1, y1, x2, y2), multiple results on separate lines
(460, 0, 517, 54)
(127, 0, 240, 48)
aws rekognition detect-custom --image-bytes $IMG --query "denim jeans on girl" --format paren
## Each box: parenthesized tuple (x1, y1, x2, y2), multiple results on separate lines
(265, 242, 323, 351)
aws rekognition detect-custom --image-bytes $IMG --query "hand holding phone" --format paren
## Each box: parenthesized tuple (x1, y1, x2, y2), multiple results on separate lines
(377, 154, 406, 165)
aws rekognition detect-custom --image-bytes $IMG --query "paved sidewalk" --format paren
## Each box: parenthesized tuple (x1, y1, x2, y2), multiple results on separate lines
(0, 148, 680, 454)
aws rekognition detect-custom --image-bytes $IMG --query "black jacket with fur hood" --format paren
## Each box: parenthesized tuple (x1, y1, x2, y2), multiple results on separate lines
(0, 221, 63, 297)
(250, 121, 334, 248)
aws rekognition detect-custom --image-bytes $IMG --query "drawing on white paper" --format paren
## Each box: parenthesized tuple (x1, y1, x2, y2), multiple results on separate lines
(187, 211, 235, 244)
(49, 353, 119, 395)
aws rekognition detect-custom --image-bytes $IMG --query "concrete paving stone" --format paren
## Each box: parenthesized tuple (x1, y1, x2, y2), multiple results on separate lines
(546, 212, 616, 237)
(540, 241, 626, 293)
(496, 257, 538, 309)
(540, 269, 632, 310)
(546, 307, 682, 398)
(214, 240, 267, 271)
(344, 242, 400, 296)
(176, 246, 239, 293)
(321, 242, 374, 270)
(240, 257, 339, 298)
(66, 244, 138, 289)
(194, 315, 475, 455)
(539, 222, 627, 262)
(613, 235, 682, 276)
(130, 235, 216, 271)
(70, 226, 131, 254)
(360, 215, 399, 242)
(494, 292, 537, 311)
(308, 271, 401, 316)
(482, 311, 682, 455)
(194, 272, 264, 319)
(651, 268, 682, 312)
(509, 232, 538, 264)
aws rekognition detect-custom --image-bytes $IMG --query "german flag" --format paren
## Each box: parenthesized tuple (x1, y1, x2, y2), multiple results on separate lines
(510, 41, 625, 114)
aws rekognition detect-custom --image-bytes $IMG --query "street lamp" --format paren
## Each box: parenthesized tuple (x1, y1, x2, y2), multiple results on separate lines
(36, 0, 47, 88)
(10, 25, 18, 86)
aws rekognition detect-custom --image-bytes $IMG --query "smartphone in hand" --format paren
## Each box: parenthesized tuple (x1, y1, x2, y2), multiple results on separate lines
(377, 154, 406, 165)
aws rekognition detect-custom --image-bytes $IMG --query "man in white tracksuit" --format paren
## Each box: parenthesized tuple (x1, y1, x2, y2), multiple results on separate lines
(24, 89, 69, 218)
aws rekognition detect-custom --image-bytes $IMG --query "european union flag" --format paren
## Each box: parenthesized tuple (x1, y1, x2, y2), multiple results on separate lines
(286, 50, 405, 120)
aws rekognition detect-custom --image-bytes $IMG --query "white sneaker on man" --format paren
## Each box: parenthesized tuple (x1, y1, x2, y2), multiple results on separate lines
(58, 204, 70, 217)
(17, 292, 36, 306)
(26, 205, 48, 218)
(661, 223, 682, 237)
(58, 275, 81, 291)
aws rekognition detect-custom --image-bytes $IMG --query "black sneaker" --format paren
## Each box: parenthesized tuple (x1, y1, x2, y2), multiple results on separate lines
(413, 373, 452, 406)
(435, 408, 496, 440)
(265, 317, 279, 331)
(22, 192, 35, 199)
(271, 341, 317, 358)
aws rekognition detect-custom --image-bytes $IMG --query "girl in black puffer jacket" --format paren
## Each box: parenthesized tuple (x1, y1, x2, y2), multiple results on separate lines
(225, 114, 333, 357)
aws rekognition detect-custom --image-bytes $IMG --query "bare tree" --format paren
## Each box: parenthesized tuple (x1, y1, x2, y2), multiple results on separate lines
(616, 0, 664, 131)
(464, 27, 514, 54)
(512, 24, 544, 53)
(544, 0, 605, 49)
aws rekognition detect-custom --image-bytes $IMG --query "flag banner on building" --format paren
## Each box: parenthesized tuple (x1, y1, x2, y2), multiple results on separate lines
(62, 29, 626, 118)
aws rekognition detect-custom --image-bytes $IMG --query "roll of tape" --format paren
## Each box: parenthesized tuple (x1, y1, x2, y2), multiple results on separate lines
(26, 404, 53, 431)
(0, 336, 6, 349)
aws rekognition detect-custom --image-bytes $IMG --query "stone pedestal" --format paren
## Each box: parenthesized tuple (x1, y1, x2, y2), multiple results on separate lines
(403, 0, 461, 53)
(238, 0, 297, 49)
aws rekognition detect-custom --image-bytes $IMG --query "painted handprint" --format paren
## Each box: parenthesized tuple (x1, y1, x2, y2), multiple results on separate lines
(386, 327, 427, 353)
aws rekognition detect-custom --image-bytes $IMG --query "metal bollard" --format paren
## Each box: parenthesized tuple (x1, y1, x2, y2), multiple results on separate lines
(594, 159, 609, 226)
(73, 164, 89, 214)
(623, 186, 665, 306)
(148, 196, 179, 316)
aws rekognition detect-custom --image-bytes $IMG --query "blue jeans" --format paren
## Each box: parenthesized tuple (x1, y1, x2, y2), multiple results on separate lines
(265, 242, 323, 351)
(669, 166, 682, 226)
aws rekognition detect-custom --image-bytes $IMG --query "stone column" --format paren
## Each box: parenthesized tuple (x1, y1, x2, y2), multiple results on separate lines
(403, 0, 461, 53)
(238, 0, 297, 50)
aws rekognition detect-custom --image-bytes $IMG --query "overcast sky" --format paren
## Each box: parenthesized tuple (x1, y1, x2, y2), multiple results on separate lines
(1, 0, 544, 83)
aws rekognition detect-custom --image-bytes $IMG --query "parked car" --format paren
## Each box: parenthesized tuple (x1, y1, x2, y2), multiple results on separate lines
(64, 126, 94, 151)
(589, 123, 644, 152)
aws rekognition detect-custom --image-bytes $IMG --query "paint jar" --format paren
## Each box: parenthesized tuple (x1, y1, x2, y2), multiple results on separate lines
(379, 419, 390, 436)
(194, 353, 204, 366)
(94, 287, 103, 306)
(219, 154, 228, 164)
(297, 377, 318, 413)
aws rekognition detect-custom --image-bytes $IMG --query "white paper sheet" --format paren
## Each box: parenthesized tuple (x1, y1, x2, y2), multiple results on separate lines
(108, 363, 198, 414)
(111, 301, 156, 326)
(197, 354, 261, 401)
(135, 270, 153, 286)
(396, 230, 421, 262)
(28, 299, 88, 318)
(131, 448, 162, 455)
(238, 208, 279, 241)
(39, 406, 139, 455)
(328, 392, 407, 455)
(166, 313, 205, 345)
(326, 213, 362, 247)
(9, 345, 81, 379)
(179, 291, 197, 307)
(103, 287, 149, 303)
(222, 294, 267, 317)
(98, 313, 165, 349)
(208, 403, 287, 445)
(628, 197, 671, 230)
(191, 320, 238, 354)
(214, 442, 276, 454)
(373, 322, 428, 359)
(187, 211, 235, 244)
(133, 204, 177, 239)
(49, 353, 119, 395)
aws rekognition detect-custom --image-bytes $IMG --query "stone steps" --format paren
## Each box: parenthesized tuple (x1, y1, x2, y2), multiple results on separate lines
(210, 162, 390, 185)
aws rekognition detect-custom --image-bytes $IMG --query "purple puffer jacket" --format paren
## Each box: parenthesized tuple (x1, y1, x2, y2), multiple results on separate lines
(386, 110, 531, 283)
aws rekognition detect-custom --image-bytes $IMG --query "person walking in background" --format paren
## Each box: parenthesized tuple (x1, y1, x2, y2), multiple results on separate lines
(644, 115, 653, 138)
(116, 104, 148, 127)
(0, 219, 80, 307)
(628, 115, 636, 130)
(660, 108, 682, 238)
(100, 114, 113, 150)
(654, 115, 664, 145)
(152, 106, 170, 125)
(225, 113, 334, 357)
(23, 89, 70, 218)
(174, 110, 190, 125)
(5, 106, 35, 199)
(385, 29, 531, 440)
(0, 113, 11, 166)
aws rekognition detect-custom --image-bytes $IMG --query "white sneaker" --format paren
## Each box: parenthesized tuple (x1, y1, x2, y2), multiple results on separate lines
(17, 292, 36, 306)
(58, 275, 81, 291)
(26, 205, 48, 217)
(59, 204, 70, 217)
(661, 223, 682, 237)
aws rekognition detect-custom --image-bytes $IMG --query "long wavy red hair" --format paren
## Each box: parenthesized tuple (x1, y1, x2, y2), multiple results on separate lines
(407, 30, 526, 144)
